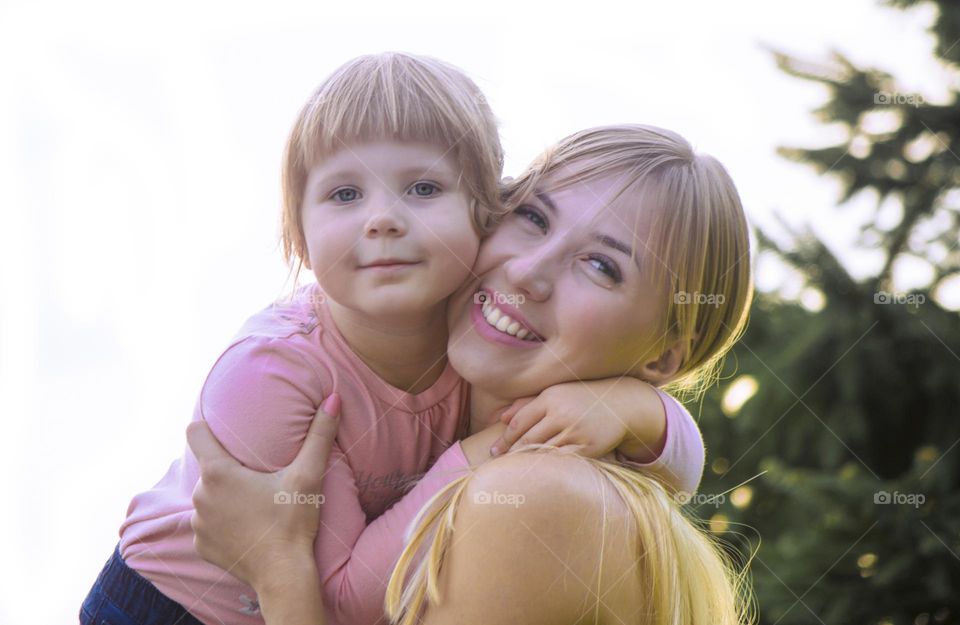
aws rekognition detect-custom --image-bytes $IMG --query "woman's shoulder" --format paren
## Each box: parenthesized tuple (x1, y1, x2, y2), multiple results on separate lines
(415, 450, 641, 625)
(466, 449, 633, 526)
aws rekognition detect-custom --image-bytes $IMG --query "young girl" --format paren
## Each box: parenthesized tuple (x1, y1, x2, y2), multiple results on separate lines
(80, 54, 705, 625)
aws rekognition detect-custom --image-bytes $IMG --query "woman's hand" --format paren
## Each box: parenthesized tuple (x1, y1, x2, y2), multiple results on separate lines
(186, 394, 341, 591)
(489, 378, 665, 461)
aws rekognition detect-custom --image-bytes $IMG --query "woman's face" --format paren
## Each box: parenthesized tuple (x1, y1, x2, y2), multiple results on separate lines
(447, 170, 671, 400)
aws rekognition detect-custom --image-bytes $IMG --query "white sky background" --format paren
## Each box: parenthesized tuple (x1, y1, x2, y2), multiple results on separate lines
(0, 0, 953, 622)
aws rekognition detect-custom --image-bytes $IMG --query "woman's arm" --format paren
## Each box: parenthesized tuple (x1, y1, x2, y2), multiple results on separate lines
(188, 403, 508, 625)
(489, 378, 706, 494)
(187, 395, 342, 625)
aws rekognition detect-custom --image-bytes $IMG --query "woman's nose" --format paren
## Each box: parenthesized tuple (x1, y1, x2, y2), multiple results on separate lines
(364, 198, 407, 238)
(504, 248, 553, 301)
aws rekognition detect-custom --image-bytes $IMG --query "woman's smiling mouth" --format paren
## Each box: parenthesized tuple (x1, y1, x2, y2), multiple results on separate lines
(470, 289, 544, 347)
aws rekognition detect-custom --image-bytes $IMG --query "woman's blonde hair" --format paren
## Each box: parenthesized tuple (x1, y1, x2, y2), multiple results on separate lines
(279, 52, 506, 285)
(502, 124, 754, 402)
(384, 125, 756, 624)
(385, 448, 754, 625)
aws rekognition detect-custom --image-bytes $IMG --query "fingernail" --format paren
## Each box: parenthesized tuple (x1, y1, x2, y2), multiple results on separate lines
(489, 445, 500, 456)
(321, 393, 341, 417)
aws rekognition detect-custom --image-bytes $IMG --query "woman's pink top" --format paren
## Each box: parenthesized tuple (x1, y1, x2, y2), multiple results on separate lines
(118, 283, 704, 625)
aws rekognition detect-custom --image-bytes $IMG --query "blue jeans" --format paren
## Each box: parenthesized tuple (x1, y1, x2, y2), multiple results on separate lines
(80, 544, 204, 625)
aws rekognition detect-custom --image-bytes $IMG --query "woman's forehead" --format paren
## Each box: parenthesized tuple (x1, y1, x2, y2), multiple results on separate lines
(538, 175, 656, 236)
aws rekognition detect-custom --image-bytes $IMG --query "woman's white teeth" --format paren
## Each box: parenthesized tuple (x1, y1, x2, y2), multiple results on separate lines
(481, 298, 537, 341)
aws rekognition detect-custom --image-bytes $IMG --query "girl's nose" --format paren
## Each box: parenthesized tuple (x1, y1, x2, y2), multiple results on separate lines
(364, 198, 407, 238)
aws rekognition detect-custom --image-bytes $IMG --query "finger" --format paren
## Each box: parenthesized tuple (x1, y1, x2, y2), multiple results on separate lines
(555, 444, 587, 456)
(290, 393, 341, 481)
(186, 420, 234, 471)
(500, 397, 535, 424)
(545, 434, 599, 459)
(492, 400, 545, 454)
(509, 419, 564, 453)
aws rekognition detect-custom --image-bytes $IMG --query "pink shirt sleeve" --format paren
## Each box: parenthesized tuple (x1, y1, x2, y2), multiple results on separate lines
(615, 388, 705, 495)
(199, 335, 331, 472)
(314, 440, 471, 625)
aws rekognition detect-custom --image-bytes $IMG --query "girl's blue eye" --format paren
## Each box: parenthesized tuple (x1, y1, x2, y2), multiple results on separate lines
(587, 255, 623, 283)
(514, 204, 548, 231)
(411, 182, 440, 197)
(333, 188, 359, 202)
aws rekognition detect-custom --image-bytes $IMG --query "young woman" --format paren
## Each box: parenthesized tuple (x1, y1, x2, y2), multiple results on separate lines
(188, 124, 755, 625)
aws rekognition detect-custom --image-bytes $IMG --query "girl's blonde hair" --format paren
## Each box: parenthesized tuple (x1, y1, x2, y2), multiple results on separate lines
(280, 52, 506, 285)
(384, 125, 756, 624)
(503, 124, 754, 402)
(385, 448, 754, 625)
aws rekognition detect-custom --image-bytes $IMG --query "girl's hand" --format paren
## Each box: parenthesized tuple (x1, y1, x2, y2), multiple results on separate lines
(489, 378, 666, 461)
(186, 394, 341, 591)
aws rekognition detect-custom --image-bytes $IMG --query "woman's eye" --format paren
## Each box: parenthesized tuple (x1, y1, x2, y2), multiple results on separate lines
(410, 182, 440, 197)
(587, 255, 622, 283)
(332, 188, 359, 202)
(513, 205, 548, 232)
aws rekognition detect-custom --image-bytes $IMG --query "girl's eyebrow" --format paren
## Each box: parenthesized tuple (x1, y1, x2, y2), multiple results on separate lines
(395, 163, 457, 178)
(314, 163, 455, 191)
(534, 189, 641, 272)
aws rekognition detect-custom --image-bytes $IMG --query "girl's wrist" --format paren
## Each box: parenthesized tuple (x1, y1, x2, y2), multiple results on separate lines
(255, 555, 326, 625)
(460, 422, 507, 468)
(247, 545, 318, 594)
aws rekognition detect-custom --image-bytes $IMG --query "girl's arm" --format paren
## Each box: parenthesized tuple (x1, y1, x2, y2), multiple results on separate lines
(489, 377, 706, 495)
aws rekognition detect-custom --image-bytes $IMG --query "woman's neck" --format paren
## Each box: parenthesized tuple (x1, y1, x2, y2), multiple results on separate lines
(467, 386, 515, 435)
(326, 299, 449, 394)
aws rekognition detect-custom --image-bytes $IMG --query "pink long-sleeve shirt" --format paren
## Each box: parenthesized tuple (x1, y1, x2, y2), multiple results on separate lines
(118, 283, 704, 625)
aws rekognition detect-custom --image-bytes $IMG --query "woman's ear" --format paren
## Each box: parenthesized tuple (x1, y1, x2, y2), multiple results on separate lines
(637, 339, 687, 386)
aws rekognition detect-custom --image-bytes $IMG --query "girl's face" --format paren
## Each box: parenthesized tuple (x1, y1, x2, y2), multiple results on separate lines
(447, 170, 670, 399)
(301, 139, 480, 319)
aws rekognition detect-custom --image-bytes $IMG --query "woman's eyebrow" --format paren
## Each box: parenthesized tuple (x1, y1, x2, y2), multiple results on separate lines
(534, 191, 558, 213)
(597, 233, 643, 271)
(535, 189, 641, 271)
